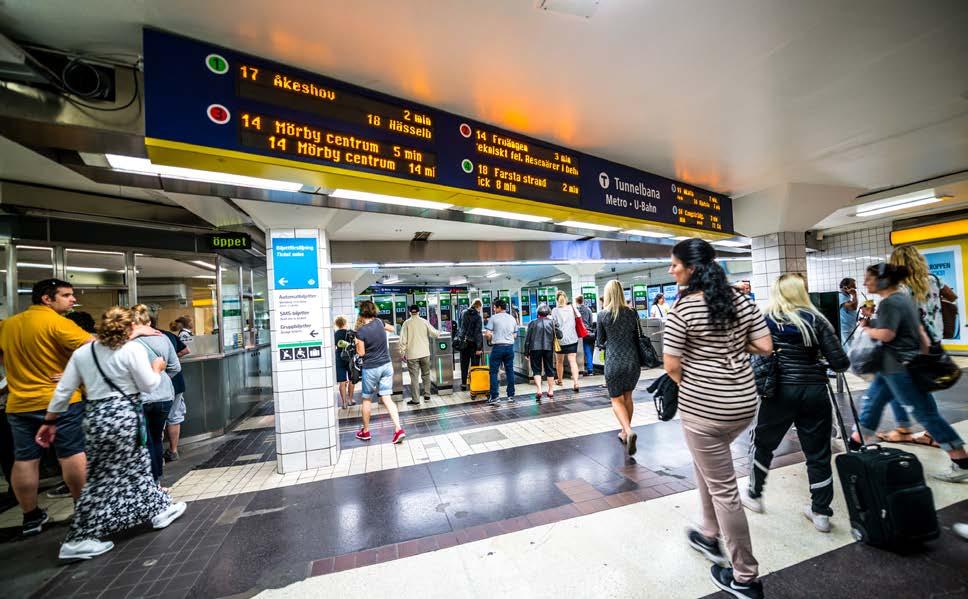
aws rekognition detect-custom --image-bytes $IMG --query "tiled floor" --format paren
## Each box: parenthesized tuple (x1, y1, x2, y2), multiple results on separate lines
(4, 367, 967, 599)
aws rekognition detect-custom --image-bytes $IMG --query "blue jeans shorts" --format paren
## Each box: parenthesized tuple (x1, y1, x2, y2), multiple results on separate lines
(361, 362, 394, 398)
(7, 401, 86, 461)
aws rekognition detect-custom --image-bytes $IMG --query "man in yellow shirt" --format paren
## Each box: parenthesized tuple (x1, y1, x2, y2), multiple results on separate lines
(0, 279, 93, 536)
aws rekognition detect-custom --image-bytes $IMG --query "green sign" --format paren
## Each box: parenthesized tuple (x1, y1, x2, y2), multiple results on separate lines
(581, 285, 598, 312)
(206, 232, 252, 250)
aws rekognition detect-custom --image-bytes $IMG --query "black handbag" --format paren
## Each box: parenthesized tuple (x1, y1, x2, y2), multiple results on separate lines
(647, 374, 678, 421)
(909, 343, 962, 391)
(637, 334, 661, 368)
(751, 352, 779, 399)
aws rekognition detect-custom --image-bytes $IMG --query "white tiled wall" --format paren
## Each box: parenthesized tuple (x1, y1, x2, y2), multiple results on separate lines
(331, 281, 356, 325)
(807, 224, 893, 292)
(268, 228, 340, 474)
(750, 231, 806, 303)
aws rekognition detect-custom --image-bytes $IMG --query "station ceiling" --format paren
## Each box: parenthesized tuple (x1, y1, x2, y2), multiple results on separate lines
(2, 0, 967, 204)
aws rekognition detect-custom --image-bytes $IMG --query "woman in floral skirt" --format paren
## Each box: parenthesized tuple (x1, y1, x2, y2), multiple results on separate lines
(36, 306, 187, 560)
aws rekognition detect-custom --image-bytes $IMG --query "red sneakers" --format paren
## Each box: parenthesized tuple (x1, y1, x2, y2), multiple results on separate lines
(355, 428, 371, 441)
(392, 429, 406, 444)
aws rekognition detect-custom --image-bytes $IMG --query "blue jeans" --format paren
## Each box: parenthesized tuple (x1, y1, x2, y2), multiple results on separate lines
(489, 344, 515, 400)
(859, 372, 963, 451)
(582, 337, 595, 374)
(143, 400, 173, 483)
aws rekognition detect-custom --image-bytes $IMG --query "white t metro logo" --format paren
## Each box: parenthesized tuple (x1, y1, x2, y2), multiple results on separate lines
(598, 172, 610, 189)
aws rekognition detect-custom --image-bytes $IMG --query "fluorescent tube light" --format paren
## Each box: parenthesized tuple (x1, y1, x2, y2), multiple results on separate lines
(466, 208, 551, 222)
(623, 230, 673, 238)
(711, 240, 749, 248)
(105, 155, 303, 192)
(671, 236, 691, 241)
(191, 261, 216, 270)
(193, 275, 217, 279)
(485, 271, 501, 278)
(17, 262, 53, 269)
(332, 189, 452, 210)
(855, 194, 947, 217)
(449, 276, 469, 286)
(65, 266, 109, 273)
(381, 276, 402, 284)
(555, 220, 620, 232)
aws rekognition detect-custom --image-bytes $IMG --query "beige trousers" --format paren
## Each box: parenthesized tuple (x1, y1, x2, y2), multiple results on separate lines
(680, 414, 759, 583)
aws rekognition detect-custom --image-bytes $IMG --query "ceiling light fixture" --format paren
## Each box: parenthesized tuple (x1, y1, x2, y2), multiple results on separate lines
(105, 155, 303, 192)
(623, 230, 673, 238)
(65, 266, 109, 273)
(381, 276, 402, 284)
(854, 194, 949, 217)
(449, 276, 469, 286)
(466, 208, 552, 222)
(192, 275, 217, 279)
(555, 220, 621, 232)
(485, 271, 501, 278)
(16, 262, 53, 269)
(332, 189, 452, 210)
(671, 236, 692, 241)
(191, 260, 216, 270)
(711, 240, 749, 248)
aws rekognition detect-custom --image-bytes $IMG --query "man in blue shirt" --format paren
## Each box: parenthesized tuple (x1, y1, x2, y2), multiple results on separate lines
(838, 277, 859, 347)
(484, 299, 518, 405)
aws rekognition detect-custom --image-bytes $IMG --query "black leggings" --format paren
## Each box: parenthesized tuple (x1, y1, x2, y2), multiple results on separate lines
(749, 384, 835, 516)
(459, 347, 481, 385)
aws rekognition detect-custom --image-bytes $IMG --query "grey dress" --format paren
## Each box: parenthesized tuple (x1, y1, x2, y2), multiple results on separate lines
(596, 307, 641, 396)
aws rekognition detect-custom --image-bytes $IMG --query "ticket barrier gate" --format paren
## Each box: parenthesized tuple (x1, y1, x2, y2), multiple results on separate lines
(388, 334, 405, 400)
(430, 334, 454, 395)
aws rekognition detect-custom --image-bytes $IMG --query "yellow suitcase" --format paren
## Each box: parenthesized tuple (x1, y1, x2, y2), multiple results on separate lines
(469, 365, 490, 399)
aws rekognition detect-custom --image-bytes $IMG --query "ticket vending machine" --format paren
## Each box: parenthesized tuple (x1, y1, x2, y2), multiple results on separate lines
(520, 287, 533, 324)
(582, 285, 599, 313)
(633, 284, 648, 319)
(439, 295, 453, 332)
(481, 291, 492, 320)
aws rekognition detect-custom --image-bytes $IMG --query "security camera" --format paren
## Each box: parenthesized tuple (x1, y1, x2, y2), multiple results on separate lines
(610, 267, 616, 273)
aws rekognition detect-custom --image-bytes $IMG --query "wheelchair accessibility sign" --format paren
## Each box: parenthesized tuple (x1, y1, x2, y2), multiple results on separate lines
(279, 344, 322, 361)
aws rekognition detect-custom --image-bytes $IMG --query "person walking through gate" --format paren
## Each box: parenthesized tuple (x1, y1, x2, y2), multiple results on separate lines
(574, 295, 595, 376)
(457, 299, 484, 391)
(0, 279, 93, 537)
(663, 238, 772, 599)
(740, 274, 849, 533)
(399, 304, 441, 406)
(354, 301, 406, 444)
(524, 303, 561, 402)
(551, 291, 581, 392)
(484, 299, 518, 405)
(37, 306, 186, 560)
(597, 279, 643, 456)
(334, 316, 356, 408)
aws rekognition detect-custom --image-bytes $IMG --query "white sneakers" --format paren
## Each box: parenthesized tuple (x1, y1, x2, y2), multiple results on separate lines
(151, 501, 187, 529)
(802, 505, 832, 533)
(953, 522, 968, 540)
(931, 462, 968, 483)
(59, 539, 114, 560)
(739, 487, 764, 514)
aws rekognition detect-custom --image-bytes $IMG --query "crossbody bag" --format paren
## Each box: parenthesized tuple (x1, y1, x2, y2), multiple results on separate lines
(90, 343, 148, 447)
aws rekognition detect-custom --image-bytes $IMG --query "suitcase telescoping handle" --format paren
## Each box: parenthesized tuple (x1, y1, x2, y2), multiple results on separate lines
(826, 372, 877, 453)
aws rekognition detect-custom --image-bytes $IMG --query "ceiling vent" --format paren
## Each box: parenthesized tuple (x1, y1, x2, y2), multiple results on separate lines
(412, 231, 432, 241)
(535, 0, 599, 18)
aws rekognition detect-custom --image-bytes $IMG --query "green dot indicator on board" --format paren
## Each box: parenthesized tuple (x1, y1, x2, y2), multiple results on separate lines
(461, 159, 473, 173)
(206, 54, 229, 74)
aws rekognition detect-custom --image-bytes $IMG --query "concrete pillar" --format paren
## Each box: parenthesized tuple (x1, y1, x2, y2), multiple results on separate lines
(555, 264, 602, 309)
(750, 231, 807, 305)
(267, 228, 338, 473)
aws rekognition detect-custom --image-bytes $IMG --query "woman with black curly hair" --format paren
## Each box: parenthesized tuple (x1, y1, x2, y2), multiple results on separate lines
(662, 238, 772, 599)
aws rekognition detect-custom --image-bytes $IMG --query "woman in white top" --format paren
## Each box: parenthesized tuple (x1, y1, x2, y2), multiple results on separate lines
(36, 307, 187, 561)
(649, 293, 669, 320)
(551, 290, 581, 392)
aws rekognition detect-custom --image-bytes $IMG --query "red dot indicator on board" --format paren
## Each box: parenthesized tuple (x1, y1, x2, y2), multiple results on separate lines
(459, 123, 472, 138)
(207, 104, 231, 125)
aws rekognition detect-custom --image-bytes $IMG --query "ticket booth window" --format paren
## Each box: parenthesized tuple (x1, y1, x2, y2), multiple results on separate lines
(16, 246, 54, 313)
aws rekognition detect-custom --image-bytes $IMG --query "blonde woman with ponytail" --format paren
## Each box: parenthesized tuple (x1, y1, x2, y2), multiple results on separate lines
(36, 307, 186, 561)
(742, 274, 849, 533)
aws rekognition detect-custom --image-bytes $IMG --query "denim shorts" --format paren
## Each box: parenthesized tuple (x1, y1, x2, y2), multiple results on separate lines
(361, 362, 394, 398)
(7, 401, 85, 461)
(166, 392, 187, 425)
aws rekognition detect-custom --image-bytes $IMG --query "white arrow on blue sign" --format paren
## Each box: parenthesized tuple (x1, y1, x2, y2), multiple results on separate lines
(272, 238, 319, 289)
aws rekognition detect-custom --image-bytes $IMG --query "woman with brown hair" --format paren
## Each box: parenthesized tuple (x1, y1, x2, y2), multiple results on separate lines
(36, 307, 187, 561)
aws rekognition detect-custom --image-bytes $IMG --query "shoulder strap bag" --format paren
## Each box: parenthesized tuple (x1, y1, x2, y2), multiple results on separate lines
(90, 344, 148, 448)
(574, 305, 589, 338)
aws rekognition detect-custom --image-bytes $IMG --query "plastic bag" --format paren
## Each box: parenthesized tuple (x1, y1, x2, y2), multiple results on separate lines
(848, 329, 882, 379)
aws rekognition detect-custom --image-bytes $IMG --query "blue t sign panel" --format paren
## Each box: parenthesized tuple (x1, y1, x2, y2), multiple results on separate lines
(273, 238, 319, 289)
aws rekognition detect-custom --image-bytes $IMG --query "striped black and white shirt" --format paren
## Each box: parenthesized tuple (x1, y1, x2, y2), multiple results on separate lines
(663, 290, 769, 423)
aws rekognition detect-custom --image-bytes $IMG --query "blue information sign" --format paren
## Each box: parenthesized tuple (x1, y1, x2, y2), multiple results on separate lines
(272, 238, 318, 289)
(662, 283, 679, 303)
(143, 29, 733, 234)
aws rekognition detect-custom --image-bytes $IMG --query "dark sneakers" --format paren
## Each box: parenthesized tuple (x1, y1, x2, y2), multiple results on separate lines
(710, 564, 764, 598)
(46, 483, 72, 498)
(23, 508, 50, 537)
(686, 527, 729, 567)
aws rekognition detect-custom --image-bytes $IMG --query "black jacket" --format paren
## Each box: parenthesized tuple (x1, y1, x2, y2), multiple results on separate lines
(524, 316, 562, 352)
(458, 308, 484, 351)
(768, 310, 849, 384)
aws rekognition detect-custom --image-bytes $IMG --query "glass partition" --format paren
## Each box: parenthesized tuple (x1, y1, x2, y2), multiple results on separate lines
(219, 258, 243, 351)
(16, 245, 54, 312)
(65, 248, 127, 317)
(252, 268, 269, 344)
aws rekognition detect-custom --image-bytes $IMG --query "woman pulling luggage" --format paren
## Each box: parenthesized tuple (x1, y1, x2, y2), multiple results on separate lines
(740, 274, 849, 533)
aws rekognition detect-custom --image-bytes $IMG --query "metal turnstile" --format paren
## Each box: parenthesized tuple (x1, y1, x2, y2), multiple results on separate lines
(430, 334, 454, 395)
(387, 334, 405, 399)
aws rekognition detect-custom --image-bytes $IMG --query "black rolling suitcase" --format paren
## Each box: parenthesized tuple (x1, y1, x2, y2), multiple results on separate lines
(826, 375, 939, 548)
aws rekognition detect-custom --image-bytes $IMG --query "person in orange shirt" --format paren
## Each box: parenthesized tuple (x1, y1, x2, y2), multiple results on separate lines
(0, 279, 93, 537)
